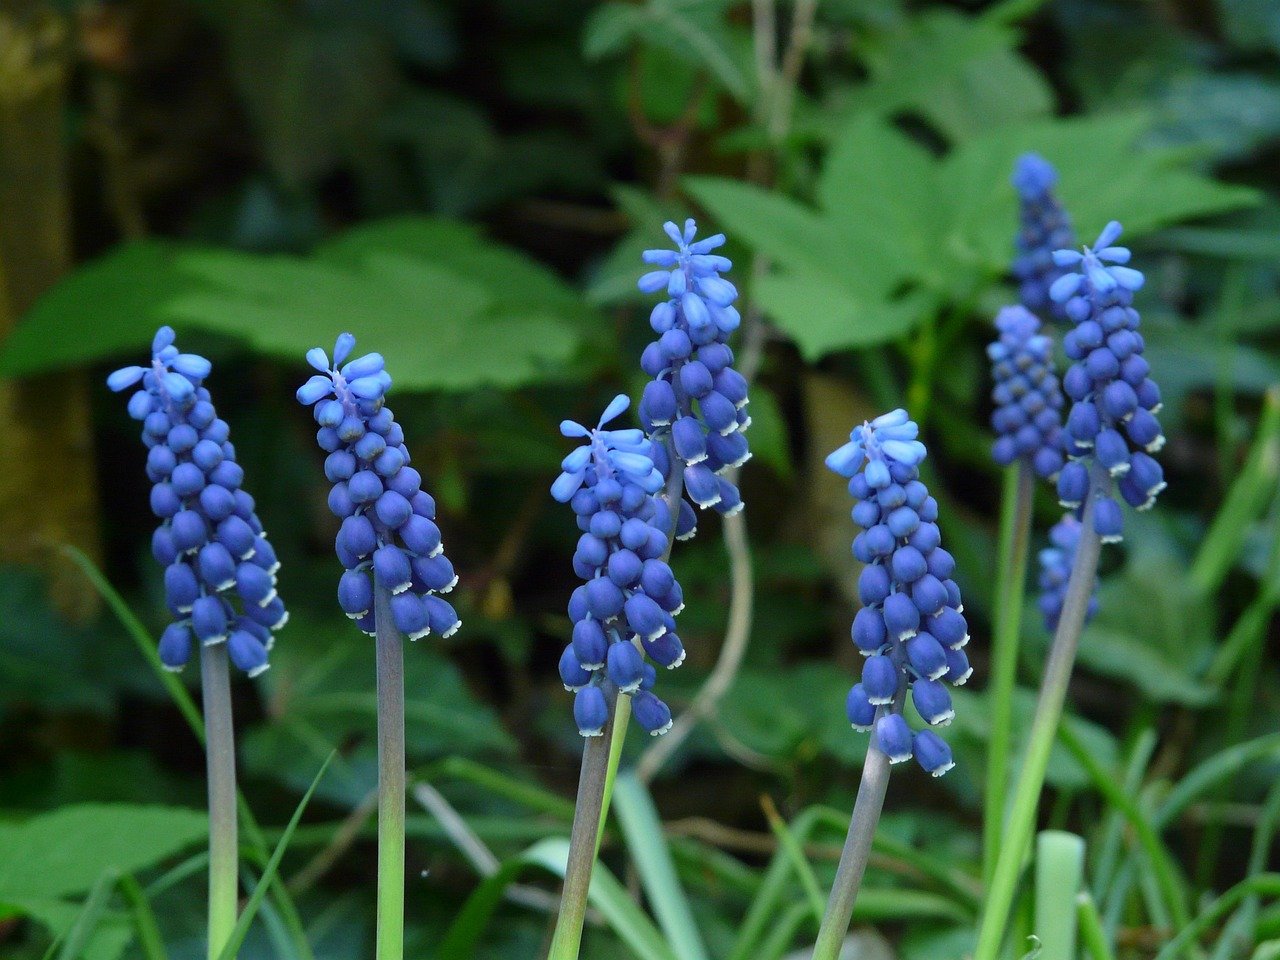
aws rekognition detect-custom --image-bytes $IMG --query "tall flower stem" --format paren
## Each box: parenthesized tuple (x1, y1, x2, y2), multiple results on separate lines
(984, 461, 1035, 885)
(810, 733, 892, 960)
(973, 486, 1103, 960)
(373, 585, 406, 960)
(200, 642, 238, 960)
(549, 692, 617, 960)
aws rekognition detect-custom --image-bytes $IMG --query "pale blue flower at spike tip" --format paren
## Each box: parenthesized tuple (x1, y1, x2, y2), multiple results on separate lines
(1049, 222, 1167, 544)
(1037, 515, 1099, 632)
(296, 334, 461, 643)
(988, 305, 1066, 480)
(1012, 152, 1076, 321)
(552, 395, 686, 738)
(108, 326, 286, 677)
(636, 219, 752, 535)
(826, 410, 969, 777)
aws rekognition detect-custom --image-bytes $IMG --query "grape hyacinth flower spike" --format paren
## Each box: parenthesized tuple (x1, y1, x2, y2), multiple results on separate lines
(297, 333, 458, 960)
(296, 333, 460, 641)
(636, 218, 751, 531)
(974, 224, 1166, 960)
(1012, 153, 1076, 321)
(812, 409, 968, 960)
(108, 325, 285, 960)
(988, 305, 1066, 481)
(825, 409, 967, 776)
(551, 393, 684, 738)
(1050, 221, 1167, 544)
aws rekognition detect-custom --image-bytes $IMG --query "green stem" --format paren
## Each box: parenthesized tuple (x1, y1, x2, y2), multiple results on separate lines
(549, 694, 617, 960)
(1153, 875, 1280, 960)
(595, 693, 632, 854)
(810, 732, 893, 960)
(373, 586, 406, 960)
(201, 643, 239, 960)
(985, 461, 1035, 886)
(973, 485, 1103, 960)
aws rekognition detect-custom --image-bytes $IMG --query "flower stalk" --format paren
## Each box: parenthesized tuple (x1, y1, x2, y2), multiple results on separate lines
(374, 585, 407, 960)
(201, 642, 239, 960)
(972, 485, 1102, 960)
(809, 698, 897, 960)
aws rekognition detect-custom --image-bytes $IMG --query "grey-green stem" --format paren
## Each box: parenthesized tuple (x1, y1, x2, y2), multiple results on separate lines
(548, 691, 617, 960)
(972, 482, 1103, 960)
(373, 585, 406, 960)
(811, 685, 905, 960)
(201, 642, 238, 960)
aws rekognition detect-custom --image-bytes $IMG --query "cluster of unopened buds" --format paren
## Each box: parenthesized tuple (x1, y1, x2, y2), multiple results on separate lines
(827, 411, 967, 777)
(109, 327, 286, 676)
(552, 396, 684, 738)
(297, 334, 460, 641)
(637, 219, 751, 527)
(1051, 222, 1167, 544)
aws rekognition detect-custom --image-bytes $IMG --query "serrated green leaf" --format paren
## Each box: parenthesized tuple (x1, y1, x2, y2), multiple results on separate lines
(854, 10, 1053, 143)
(0, 805, 206, 901)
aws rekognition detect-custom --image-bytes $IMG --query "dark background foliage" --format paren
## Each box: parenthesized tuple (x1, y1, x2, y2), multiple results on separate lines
(0, 0, 1277, 957)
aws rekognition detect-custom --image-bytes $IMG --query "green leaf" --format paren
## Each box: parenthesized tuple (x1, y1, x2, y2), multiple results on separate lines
(583, 3, 645, 58)
(0, 241, 187, 378)
(743, 385, 792, 479)
(437, 838, 678, 960)
(853, 10, 1053, 143)
(0, 218, 597, 392)
(613, 773, 710, 960)
(0, 805, 206, 901)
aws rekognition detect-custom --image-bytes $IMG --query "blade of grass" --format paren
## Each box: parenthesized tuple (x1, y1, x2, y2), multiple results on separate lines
(1092, 729, 1156, 902)
(1209, 781, 1280, 960)
(1058, 724, 1190, 932)
(116, 874, 166, 960)
(437, 838, 678, 960)
(215, 751, 335, 960)
(1154, 875, 1280, 960)
(1188, 387, 1280, 598)
(759, 795, 824, 924)
(1156, 734, 1280, 829)
(56, 870, 118, 960)
(1076, 892, 1115, 960)
(426, 757, 575, 821)
(612, 772, 710, 960)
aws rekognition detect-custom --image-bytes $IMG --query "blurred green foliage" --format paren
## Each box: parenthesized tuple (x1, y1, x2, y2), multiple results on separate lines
(1, 0, 1279, 957)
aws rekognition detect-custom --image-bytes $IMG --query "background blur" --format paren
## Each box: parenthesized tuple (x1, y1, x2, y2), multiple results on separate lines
(1, 0, 1278, 957)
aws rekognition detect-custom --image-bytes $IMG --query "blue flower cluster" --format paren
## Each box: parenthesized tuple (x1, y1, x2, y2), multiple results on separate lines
(297, 334, 460, 640)
(1012, 153, 1075, 321)
(1037, 515, 1100, 632)
(551, 396, 685, 738)
(109, 327, 285, 676)
(636, 219, 751, 532)
(988, 305, 1066, 480)
(1049, 223, 1167, 543)
(826, 411, 968, 777)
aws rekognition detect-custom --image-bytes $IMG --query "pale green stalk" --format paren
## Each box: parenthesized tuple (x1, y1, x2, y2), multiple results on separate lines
(973, 484, 1103, 960)
(373, 586, 406, 960)
(985, 461, 1035, 885)
(548, 697, 617, 960)
(201, 643, 239, 960)
(1034, 831, 1084, 960)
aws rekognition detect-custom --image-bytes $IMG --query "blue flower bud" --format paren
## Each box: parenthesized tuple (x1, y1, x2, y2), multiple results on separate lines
(911, 678, 953, 726)
(574, 685, 609, 737)
(607, 641, 646, 693)
(632, 691, 673, 735)
(642, 631, 685, 668)
(862, 656, 899, 705)
(846, 684, 876, 731)
(913, 729, 955, 777)
(875, 713, 914, 764)
(228, 628, 269, 677)
(422, 595, 461, 638)
(158, 622, 194, 671)
(559, 645, 591, 691)
(852, 607, 887, 654)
